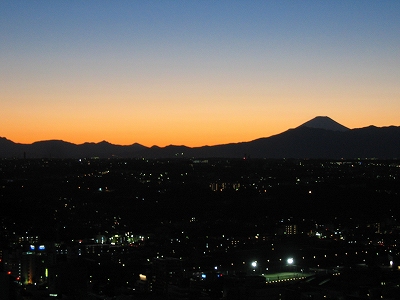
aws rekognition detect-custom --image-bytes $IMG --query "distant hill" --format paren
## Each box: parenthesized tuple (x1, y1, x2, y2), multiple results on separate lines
(1, 117, 400, 159)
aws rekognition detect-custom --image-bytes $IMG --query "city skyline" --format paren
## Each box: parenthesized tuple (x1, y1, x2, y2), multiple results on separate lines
(1, 1, 400, 147)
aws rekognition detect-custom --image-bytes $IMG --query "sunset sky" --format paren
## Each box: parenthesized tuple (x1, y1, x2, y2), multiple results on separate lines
(1, 1, 399, 147)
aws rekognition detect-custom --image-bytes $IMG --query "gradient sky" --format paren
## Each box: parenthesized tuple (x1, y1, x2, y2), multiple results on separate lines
(1, 1, 400, 147)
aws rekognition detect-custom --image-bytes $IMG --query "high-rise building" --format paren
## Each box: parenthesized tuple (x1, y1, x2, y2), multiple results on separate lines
(285, 224, 297, 235)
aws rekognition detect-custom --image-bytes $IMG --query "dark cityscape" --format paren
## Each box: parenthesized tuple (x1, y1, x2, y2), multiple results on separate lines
(1, 157, 400, 299)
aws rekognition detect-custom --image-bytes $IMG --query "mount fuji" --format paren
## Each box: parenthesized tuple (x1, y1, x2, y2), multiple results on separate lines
(298, 116, 349, 132)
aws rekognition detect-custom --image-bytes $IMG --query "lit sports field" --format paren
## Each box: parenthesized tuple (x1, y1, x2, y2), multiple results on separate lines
(262, 272, 314, 283)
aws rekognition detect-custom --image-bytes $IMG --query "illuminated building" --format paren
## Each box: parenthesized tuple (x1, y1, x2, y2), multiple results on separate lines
(21, 245, 48, 285)
(285, 224, 297, 235)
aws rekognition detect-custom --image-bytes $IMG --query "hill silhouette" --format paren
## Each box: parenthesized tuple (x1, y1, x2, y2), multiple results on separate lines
(1, 117, 399, 159)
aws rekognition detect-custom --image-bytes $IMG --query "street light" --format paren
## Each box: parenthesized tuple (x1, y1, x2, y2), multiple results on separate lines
(287, 258, 296, 275)
(251, 261, 258, 273)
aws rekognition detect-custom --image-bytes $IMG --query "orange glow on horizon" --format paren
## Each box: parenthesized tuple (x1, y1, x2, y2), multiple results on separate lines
(3, 111, 400, 148)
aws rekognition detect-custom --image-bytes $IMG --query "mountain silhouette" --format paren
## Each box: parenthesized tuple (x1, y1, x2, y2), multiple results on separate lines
(1, 117, 399, 159)
(298, 116, 349, 131)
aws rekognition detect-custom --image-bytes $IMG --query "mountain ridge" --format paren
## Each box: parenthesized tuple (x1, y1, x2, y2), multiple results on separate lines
(1, 117, 400, 159)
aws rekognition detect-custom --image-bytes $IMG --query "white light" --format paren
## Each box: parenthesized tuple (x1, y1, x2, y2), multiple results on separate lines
(287, 258, 294, 265)
(251, 261, 257, 268)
